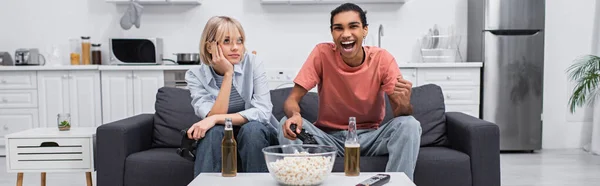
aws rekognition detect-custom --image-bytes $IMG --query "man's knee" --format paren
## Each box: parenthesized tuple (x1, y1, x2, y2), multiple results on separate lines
(390, 116, 422, 135)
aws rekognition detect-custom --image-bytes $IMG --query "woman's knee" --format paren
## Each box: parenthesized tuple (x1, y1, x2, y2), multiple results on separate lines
(238, 121, 271, 138)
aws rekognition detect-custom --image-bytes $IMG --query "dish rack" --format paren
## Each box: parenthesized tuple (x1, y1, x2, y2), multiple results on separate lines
(419, 34, 463, 63)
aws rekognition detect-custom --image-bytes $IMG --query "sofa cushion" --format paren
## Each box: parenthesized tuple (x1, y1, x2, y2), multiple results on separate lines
(125, 148, 194, 186)
(270, 88, 319, 123)
(152, 87, 201, 148)
(407, 84, 448, 146)
(414, 147, 472, 186)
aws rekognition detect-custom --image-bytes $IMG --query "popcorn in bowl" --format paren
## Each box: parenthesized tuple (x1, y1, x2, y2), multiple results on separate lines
(263, 145, 337, 186)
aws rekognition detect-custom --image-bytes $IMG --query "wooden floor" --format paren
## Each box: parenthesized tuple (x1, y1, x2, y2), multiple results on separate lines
(0, 149, 598, 186)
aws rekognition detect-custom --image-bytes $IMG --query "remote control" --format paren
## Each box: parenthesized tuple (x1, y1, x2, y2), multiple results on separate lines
(356, 174, 391, 186)
(290, 124, 318, 144)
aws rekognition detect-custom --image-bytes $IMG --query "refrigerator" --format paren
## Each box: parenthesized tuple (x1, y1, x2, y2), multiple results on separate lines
(468, 0, 545, 151)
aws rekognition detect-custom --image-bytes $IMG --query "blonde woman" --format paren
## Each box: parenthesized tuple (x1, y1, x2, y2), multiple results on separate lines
(185, 16, 279, 176)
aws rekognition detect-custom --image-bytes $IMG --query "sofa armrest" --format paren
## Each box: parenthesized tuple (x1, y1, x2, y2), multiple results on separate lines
(96, 114, 154, 186)
(445, 112, 500, 186)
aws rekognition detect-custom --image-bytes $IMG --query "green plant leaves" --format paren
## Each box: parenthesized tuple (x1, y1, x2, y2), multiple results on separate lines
(567, 55, 600, 113)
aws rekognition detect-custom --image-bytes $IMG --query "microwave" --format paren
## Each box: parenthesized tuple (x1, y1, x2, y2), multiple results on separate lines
(109, 38, 164, 65)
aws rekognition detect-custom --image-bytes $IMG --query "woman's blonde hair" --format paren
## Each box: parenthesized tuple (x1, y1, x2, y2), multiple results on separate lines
(199, 16, 246, 65)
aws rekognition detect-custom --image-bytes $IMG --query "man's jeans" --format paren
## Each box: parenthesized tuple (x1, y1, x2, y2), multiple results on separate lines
(194, 121, 278, 177)
(277, 116, 422, 181)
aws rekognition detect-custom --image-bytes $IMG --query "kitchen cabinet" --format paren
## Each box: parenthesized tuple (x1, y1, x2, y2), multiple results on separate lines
(399, 68, 417, 87)
(0, 109, 38, 155)
(261, 0, 409, 4)
(416, 67, 481, 118)
(101, 70, 164, 124)
(37, 71, 102, 128)
(106, 0, 202, 5)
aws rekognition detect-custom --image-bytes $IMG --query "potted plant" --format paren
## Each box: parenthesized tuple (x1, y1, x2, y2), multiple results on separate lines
(57, 113, 71, 131)
(567, 55, 600, 113)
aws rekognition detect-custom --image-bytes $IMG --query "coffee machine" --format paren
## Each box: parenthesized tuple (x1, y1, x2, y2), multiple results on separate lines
(14, 48, 46, 66)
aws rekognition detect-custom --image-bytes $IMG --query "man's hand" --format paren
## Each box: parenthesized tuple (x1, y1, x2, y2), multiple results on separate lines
(395, 75, 412, 103)
(187, 116, 217, 140)
(390, 75, 413, 116)
(283, 114, 303, 140)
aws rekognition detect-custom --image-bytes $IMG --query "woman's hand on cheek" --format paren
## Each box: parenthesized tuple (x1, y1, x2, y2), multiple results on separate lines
(211, 42, 233, 75)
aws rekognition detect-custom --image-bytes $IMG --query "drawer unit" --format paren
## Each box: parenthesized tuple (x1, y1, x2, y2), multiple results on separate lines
(0, 90, 38, 108)
(7, 138, 92, 171)
(0, 109, 38, 146)
(399, 68, 417, 87)
(417, 68, 480, 86)
(439, 86, 480, 105)
(0, 72, 37, 89)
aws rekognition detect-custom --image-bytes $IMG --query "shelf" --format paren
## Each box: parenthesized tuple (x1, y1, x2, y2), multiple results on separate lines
(106, 0, 202, 5)
(261, 0, 409, 5)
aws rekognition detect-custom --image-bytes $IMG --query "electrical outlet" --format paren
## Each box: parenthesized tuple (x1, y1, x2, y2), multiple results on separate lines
(267, 69, 297, 82)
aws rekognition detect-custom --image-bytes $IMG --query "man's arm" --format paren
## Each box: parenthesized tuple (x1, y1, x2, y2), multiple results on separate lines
(284, 84, 309, 119)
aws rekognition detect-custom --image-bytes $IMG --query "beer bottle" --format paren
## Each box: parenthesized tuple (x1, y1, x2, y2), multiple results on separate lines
(344, 117, 360, 176)
(222, 118, 237, 177)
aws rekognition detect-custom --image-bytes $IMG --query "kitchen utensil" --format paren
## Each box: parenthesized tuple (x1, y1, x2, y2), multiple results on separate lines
(163, 53, 200, 65)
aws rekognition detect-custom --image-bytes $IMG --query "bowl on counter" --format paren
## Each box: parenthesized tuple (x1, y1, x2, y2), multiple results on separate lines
(262, 144, 337, 186)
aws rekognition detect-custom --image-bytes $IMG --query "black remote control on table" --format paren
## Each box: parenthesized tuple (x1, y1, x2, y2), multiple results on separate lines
(290, 124, 318, 144)
(356, 174, 391, 186)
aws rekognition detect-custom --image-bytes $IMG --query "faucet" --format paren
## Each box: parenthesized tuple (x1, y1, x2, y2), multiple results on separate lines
(378, 24, 384, 48)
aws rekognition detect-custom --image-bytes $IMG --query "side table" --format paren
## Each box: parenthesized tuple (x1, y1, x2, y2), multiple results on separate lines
(5, 127, 96, 186)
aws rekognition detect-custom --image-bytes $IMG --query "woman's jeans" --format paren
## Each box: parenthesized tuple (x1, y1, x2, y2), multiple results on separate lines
(193, 121, 278, 177)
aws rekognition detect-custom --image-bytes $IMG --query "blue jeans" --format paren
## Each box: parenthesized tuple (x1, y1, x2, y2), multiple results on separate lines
(277, 116, 422, 181)
(193, 121, 278, 177)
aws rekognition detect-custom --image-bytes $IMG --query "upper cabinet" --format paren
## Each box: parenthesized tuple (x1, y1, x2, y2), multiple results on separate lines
(261, 0, 409, 5)
(106, 0, 202, 5)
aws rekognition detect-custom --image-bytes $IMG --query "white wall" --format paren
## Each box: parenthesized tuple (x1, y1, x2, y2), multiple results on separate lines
(543, 0, 597, 149)
(0, 0, 467, 69)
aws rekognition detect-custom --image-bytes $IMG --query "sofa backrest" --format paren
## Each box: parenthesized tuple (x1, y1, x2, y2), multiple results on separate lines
(151, 84, 448, 148)
(269, 84, 448, 147)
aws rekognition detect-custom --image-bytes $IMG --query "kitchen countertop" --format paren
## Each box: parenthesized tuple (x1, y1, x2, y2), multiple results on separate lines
(0, 62, 483, 71)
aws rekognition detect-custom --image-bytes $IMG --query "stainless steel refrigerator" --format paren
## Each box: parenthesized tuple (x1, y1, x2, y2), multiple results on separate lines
(468, 0, 545, 151)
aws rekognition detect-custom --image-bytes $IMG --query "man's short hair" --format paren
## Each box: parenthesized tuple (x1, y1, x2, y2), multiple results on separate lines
(330, 3, 368, 31)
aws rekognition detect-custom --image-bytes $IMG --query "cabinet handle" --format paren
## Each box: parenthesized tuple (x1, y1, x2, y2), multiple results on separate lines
(62, 75, 68, 79)
(446, 95, 451, 99)
(412, 72, 416, 77)
(1, 98, 7, 103)
(446, 76, 451, 80)
(0, 79, 6, 83)
(3, 125, 7, 131)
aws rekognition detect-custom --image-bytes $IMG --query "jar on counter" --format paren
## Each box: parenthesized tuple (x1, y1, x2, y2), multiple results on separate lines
(92, 44, 102, 65)
(81, 36, 91, 65)
(70, 38, 81, 65)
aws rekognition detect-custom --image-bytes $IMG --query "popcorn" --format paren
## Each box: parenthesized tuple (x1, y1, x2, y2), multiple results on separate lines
(267, 151, 333, 186)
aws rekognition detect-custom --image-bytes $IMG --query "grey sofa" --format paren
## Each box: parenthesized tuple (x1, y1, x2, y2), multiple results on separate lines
(96, 84, 500, 186)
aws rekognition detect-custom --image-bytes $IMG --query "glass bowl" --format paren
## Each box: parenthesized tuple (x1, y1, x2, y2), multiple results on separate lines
(262, 144, 337, 186)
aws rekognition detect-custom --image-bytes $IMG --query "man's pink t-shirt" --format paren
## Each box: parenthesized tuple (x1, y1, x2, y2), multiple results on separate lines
(294, 43, 401, 131)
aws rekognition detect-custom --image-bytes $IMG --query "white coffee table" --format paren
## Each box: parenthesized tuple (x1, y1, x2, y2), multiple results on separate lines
(188, 172, 415, 186)
(5, 127, 96, 186)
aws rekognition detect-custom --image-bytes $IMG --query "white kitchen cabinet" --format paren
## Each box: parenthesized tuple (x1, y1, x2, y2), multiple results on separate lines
(101, 71, 164, 124)
(106, 0, 202, 5)
(416, 67, 481, 118)
(262, 0, 409, 5)
(37, 71, 102, 128)
(399, 68, 417, 87)
(0, 108, 39, 155)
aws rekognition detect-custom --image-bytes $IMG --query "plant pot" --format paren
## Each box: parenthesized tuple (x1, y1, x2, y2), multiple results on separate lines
(57, 113, 71, 131)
